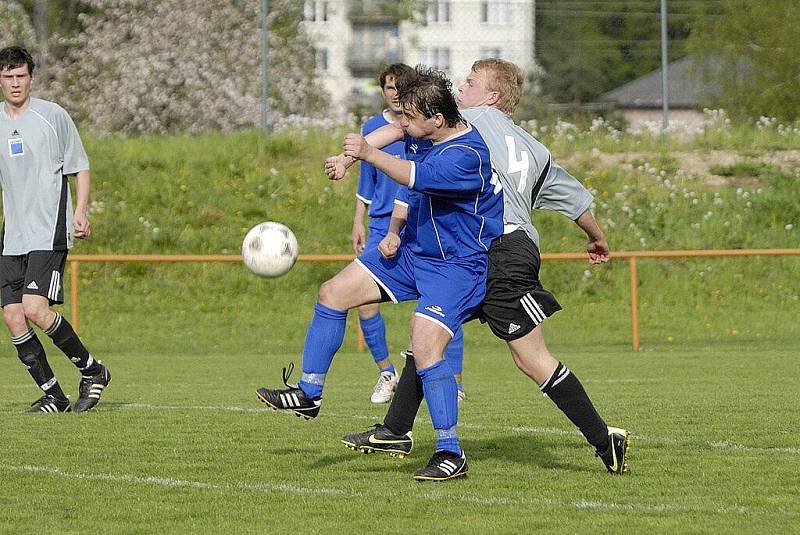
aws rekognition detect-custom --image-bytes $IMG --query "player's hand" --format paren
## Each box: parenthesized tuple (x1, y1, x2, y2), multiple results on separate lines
(379, 232, 401, 259)
(351, 222, 366, 254)
(343, 134, 372, 161)
(324, 155, 347, 181)
(73, 212, 91, 239)
(587, 236, 610, 264)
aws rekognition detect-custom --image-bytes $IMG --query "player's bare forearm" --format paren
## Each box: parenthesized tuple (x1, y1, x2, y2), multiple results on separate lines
(388, 203, 408, 235)
(575, 209, 609, 263)
(344, 134, 412, 186)
(365, 123, 404, 149)
(73, 169, 92, 238)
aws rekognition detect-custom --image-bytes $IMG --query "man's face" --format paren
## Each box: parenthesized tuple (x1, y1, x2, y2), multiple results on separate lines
(382, 74, 401, 114)
(0, 64, 33, 107)
(398, 102, 439, 139)
(457, 68, 495, 109)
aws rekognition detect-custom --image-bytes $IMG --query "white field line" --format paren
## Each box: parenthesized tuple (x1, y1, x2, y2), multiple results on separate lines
(114, 402, 800, 455)
(3, 463, 798, 517)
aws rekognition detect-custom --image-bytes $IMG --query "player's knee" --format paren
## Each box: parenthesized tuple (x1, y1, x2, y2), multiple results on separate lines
(21, 301, 49, 326)
(3, 306, 25, 331)
(318, 278, 343, 308)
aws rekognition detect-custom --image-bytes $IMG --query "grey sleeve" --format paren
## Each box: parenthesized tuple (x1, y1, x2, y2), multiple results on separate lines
(534, 163, 593, 220)
(55, 107, 89, 175)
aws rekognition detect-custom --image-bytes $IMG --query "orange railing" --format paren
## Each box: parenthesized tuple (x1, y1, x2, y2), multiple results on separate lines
(67, 249, 800, 350)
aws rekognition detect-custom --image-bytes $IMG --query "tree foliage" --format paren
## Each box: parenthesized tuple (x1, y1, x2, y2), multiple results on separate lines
(43, 0, 329, 134)
(0, 0, 37, 52)
(688, 0, 800, 121)
(535, 0, 704, 105)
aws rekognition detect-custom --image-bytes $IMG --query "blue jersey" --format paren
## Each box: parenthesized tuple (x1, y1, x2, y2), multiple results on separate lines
(356, 111, 405, 219)
(406, 126, 503, 260)
(394, 186, 420, 246)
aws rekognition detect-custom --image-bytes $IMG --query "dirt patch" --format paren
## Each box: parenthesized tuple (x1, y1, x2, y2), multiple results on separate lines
(563, 150, 800, 186)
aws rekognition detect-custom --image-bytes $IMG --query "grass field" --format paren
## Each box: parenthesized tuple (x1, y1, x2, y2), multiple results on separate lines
(2, 335, 798, 533)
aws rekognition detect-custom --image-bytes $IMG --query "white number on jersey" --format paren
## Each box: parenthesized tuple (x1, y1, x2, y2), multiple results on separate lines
(505, 135, 530, 194)
(489, 170, 503, 195)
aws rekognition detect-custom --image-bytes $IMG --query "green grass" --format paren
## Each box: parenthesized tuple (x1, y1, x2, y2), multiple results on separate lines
(1, 340, 798, 533)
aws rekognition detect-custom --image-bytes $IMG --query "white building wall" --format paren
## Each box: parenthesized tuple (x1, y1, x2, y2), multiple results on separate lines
(302, 0, 536, 117)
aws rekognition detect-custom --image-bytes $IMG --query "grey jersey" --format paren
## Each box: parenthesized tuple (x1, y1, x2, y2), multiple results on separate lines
(461, 106, 593, 249)
(0, 97, 89, 255)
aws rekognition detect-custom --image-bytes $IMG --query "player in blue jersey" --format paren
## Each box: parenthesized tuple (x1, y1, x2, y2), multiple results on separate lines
(352, 64, 411, 403)
(355, 64, 466, 405)
(334, 59, 630, 475)
(257, 66, 503, 480)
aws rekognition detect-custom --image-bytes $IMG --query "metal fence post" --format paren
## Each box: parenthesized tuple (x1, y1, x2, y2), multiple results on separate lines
(629, 256, 640, 350)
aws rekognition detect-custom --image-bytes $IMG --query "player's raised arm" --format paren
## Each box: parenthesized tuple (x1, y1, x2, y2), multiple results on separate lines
(325, 123, 405, 181)
(344, 134, 413, 186)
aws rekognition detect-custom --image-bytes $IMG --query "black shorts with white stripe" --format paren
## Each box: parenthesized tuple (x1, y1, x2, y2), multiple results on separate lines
(475, 229, 561, 341)
(0, 250, 68, 307)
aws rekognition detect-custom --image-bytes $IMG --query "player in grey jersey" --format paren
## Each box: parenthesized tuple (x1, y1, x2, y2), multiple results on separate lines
(332, 59, 629, 475)
(0, 46, 110, 413)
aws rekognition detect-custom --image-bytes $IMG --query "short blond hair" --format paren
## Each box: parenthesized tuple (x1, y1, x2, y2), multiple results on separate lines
(471, 58, 524, 115)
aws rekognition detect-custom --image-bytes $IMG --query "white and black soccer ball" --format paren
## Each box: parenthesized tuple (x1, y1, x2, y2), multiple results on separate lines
(242, 221, 299, 278)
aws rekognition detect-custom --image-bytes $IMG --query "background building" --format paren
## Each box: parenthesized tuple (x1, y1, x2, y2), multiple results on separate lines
(302, 0, 536, 117)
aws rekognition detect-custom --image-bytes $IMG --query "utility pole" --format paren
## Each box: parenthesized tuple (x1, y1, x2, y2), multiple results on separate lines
(260, 0, 270, 132)
(660, 0, 669, 130)
(34, 0, 49, 73)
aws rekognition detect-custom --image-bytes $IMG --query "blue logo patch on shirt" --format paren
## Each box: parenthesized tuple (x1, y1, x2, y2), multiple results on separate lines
(8, 138, 24, 157)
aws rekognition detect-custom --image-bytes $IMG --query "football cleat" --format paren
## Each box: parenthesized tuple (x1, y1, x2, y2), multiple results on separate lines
(27, 394, 71, 414)
(413, 450, 468, 481)
(597, 426, 630, 475)
(370, 370, 399, 404)
(75, 363, 112, 413)
(256, 363, 321, 420)
(341, 424, 413, 458)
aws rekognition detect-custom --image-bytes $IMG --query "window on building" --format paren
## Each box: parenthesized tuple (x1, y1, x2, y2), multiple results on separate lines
(480, 1, 512, 24)
(315, 48, 329, 72)
(418, 47, 451, 71)
(426, 1, 451, 23)
(479, 47, 503, 59)
(304, 0, 329, 22)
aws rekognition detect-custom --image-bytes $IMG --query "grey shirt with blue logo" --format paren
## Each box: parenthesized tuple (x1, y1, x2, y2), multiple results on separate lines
(0, 97, 89, 255)
(461, 106, 593, 250)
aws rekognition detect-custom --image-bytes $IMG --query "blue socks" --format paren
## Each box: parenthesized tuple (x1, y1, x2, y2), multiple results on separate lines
(444, 327, 464, 375)
(360, 313, 389, 364)
(298, 302, 348, 400)
(417, 359, 460, 455)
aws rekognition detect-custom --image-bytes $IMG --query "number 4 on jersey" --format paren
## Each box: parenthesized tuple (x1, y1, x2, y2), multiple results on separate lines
(505, 135, 530, 193)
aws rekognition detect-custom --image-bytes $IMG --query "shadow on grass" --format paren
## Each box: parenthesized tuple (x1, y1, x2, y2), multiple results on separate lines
(467, 432, 590, 473)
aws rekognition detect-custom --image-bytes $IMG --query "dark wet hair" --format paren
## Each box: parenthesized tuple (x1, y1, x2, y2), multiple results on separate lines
(0, 46, 35, 74)
(379, 63, 414, 89)
(398, 65, 463, 128)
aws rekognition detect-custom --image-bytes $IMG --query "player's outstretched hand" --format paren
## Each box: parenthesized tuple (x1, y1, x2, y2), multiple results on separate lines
(343, 134, 372, 161)
(587, 237, 610, 264)
(324, 155, 347, 181)
(74, 213, 91, 239)
(379, 232, 401, 259)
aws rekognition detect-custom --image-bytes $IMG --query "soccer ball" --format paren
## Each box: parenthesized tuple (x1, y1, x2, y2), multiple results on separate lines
(241, 221, 299, 277)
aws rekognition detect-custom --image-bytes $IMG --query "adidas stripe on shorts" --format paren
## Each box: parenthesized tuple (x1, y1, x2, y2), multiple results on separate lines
(476, 229, 561, 341)
(0, 250, 68, 306)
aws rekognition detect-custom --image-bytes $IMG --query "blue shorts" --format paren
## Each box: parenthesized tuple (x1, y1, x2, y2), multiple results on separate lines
(364, 216, 391, 252)
(356, 244, 488, 337)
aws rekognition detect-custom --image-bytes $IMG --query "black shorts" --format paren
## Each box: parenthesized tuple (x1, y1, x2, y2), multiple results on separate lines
(0, 250, 68, 307)
(476, 230, 561, 341)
